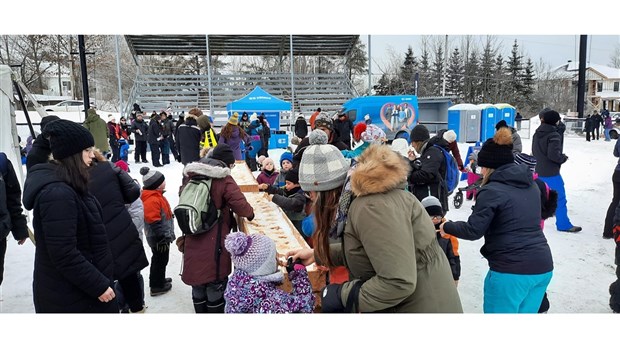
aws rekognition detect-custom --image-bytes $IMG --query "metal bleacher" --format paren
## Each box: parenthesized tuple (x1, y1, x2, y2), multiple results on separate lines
(130, 73, 357, 118)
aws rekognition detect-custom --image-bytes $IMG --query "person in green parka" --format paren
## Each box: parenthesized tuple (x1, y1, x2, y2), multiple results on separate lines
(83, 108, 110, 154)
(288, 130, 463, 313)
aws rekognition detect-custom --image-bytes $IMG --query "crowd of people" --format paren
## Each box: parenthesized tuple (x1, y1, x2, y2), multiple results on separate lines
(2, 104, 619, 314)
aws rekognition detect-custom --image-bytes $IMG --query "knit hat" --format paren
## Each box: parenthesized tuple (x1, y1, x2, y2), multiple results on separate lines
(228, 112, 239, 126)
(250, 113, 258, 122)
(262, 157, 274, 168)
(284, 168, 299, 184)
(541, 109, 561, 125)
(140, 166, 165, 190)
(210, 143, 235, 166)
(364, 114, 371, 121)
(514, 152, 537, 172)
(279, 152, 293, 167)
(314, 112, 333, 132)
(495, 120, 508, 130)
(410, 124, 430, 142)
(299, 129, 350, 192)
(40, 115, 60, 132)
(353, 122, 367, 142)
(361, 124, 386, 144)
(421, 196, 444, 217)
(43, 119, 95, 160)
(225, 232, 282, 282)
(443, 130, 457, 143)
(115, 160, 129, 172)
(391, 138, 409, 158)
(477, 127, 514, 169)
(257, 155, 267, 165)
(108, 114, 116, 122)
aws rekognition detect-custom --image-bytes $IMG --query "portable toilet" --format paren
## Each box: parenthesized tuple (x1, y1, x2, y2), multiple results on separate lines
(479, 103, 500, 141)
(494, 103, 516, 128)
(447, 103, 482, 143)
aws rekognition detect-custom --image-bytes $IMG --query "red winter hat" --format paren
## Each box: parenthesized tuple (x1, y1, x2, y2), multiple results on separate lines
(353, 122, 367, 142)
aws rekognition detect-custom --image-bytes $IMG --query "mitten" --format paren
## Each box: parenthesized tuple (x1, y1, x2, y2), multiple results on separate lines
(613, 225, 620, 243)
(320, 283, 344, 313)
(286, 257, 304, 274)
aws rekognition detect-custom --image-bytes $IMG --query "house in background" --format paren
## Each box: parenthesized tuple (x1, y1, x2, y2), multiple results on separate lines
(555, 61, 620, 112)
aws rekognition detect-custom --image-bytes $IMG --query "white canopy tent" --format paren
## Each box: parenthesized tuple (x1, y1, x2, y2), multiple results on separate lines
(0, 65, 25, 186)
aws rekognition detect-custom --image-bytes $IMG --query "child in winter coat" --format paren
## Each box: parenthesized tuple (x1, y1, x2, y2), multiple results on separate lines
(256, 157, 279, 186)
(275, 152, 293, 188)
(118, 138, 129, 162)
(224, 231, 314, 313)
(421, 196, 461, 285)
(264, 169, 306, 232)
(341, 123, 386, 159)
(140, 167, 175, 296)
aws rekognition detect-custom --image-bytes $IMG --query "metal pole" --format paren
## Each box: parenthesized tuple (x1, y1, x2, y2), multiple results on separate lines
(205, 34, 213, 116)
(12, 80, 36, 138)
(577, 35, 587, 118)
(115, 35, 123, 115)
(367, 35, 372, 96)
(290, 35, 295, 122)
(78, 35, 90, 122)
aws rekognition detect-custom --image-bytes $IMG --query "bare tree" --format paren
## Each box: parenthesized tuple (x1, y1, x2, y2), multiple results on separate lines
(610, 44, 620, 68)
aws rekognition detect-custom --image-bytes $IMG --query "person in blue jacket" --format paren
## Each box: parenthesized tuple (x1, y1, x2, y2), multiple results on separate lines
(440, 127, 553, 313)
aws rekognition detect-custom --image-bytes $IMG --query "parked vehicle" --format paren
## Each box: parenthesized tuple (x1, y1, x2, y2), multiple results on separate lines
(338, 95, 420, 141)
(44, 100, 94, 112)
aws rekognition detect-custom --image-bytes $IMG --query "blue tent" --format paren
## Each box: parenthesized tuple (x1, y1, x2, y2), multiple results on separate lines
(226, 86, 291, 129)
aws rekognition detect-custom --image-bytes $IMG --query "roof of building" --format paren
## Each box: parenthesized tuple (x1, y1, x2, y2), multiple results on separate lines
(554, 61, 620, 79)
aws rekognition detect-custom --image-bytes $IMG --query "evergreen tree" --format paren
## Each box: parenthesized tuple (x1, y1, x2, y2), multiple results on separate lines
(399, 46, 417, 94)
(446, 48, 464, 100)
(431, 44, 444, 96)
(374, 73, 392, 95)
(506, 40, 525, 104)
(418, 44, 432, 96)
(522, 57, 535, 105)
(463, 50, 480, 103)
(480, 38, 497, 103)
(492, 54, 505, 103)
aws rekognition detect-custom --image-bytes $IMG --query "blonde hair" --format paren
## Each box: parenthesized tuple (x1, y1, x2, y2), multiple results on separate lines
(481, 167, 495, 186)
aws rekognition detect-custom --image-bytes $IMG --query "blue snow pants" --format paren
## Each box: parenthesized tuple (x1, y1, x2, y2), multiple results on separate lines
(483, 270, 553, 313)
(538, 174, 573, 231)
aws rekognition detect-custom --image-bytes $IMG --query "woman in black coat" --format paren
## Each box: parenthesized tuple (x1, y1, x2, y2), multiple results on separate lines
(89, 151, 149, 313)
(22, 119, 117, 313)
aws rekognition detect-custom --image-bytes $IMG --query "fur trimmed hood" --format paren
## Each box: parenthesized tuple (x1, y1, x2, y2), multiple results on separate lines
(183, 160, 231, 179)
(350, 144, 411, 196)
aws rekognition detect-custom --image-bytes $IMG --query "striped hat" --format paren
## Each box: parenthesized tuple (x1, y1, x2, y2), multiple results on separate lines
(299, 130, 350, 192)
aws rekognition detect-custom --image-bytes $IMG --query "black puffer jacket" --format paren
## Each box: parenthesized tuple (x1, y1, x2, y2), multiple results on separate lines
(131, 119, 148, 142)
(176, 117, 202, 165)
(443, 163, 553, 275)
(408, 136, 449, 211)
(532, 123, 568, 177)
(26, 134, 51, 170)
(147, 119, 162, 145)
(23, 163, 117, 313)
(89, 160, 148, 280)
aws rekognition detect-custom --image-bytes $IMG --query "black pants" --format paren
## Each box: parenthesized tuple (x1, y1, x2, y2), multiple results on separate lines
(191, 279, 227, 313)
(117, 272, 145, 312)
(149, 245, 169, 288)
(595, 127, 600, 140)
(168, 137, 179, 161)
(586, 130, 591, 141)
(134, 140, 147, 162)
(149, 142, 161, 166)
(604, 170, 620, 238)
(0, 237, 6, 286)
(109, 140, 120, 163)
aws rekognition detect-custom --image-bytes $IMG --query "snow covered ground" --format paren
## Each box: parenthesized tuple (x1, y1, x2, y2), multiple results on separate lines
(0, 124, 618, 345)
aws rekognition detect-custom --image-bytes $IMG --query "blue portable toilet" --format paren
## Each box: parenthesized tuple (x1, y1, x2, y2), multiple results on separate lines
(448, 103, 482, 143)
(479, 104, 500, 142)
(494, 103, 516, 128)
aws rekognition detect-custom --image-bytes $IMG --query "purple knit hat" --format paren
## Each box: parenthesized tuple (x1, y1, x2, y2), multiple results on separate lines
(225, 232, 278, 279)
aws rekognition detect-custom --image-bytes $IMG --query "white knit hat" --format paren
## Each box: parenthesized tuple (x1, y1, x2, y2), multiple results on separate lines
(443, 130, 457, 143)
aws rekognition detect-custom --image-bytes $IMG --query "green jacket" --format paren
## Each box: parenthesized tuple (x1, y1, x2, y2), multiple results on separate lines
(83, 109, 109, 152)
(329, 144, 463, 313)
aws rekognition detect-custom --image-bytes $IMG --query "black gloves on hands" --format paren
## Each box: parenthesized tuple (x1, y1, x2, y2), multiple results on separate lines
(286, 257, 304, 274)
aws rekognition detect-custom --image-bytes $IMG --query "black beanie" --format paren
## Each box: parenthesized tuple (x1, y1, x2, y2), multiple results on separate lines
(410, 124, 430, 142)
(541, 110, 561, 125)
(211, 143, 235, 166)
(477, 128, 514, 169)
(43, 119, 95, 160)
(140, 167, 165, 190)
(40, 115, 60, 132)
(284, 168, 299, 184)
(495, 120, 507, 130)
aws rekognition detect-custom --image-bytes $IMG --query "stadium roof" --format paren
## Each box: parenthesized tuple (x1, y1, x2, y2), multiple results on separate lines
(124, 35, 360, 57)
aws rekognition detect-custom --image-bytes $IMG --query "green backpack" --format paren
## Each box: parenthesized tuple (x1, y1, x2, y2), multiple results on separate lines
(174, 178, 220, 235)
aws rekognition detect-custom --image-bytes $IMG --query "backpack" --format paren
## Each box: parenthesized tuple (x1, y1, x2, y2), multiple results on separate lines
(174, 178, 220, 235)
(433, 145, 460, 195)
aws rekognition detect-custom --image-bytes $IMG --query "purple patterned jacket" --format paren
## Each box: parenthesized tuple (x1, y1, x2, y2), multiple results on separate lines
(224, 269, 314, 313)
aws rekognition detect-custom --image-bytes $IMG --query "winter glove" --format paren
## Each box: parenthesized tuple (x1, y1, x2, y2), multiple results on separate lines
(613, 225, 620, 243)
(247, 146, 254, 151)
(247, 213, 255, 222)
(286, 257, 304, 274)
(320, 283, 344, 313)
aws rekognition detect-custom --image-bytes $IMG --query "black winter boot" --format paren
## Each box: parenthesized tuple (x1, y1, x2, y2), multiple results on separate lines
(193, 300, 208, 313)
(206, 299, 225, 313)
